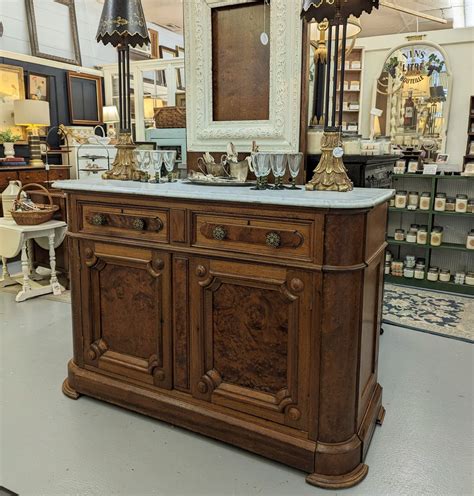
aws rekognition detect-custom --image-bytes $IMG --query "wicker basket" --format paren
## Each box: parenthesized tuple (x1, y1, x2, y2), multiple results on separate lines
(11, 183, 59, 226)
(154, 106, 186, 128)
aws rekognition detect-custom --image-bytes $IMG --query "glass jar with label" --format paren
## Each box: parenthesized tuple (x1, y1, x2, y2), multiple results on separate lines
(384, 262, 391, 275)
(427, 267, 439, 282)
(466, 272, 474, 286)
(419, 192, 431, 210)
(417, 226, 428, 245)
(467, 200, 474, 213)
(395, 190, 408, 209)
(343, 134, 362, 155)
(403, 267, 414, 278)
(405, 255, 416, 268)
(467, 229, 474, 250)
(389, 196, 396, 207)
(455, 194, 468, 213)
(385, 250, 393, 262)
(430, 227, 444, 246)
(407, 191, 419, 210)
(414, 264, 425, 280)
(406, 229, 417, 243)
(439, 269, 451, 282)
(445, 197, 456, 212)
(455, 272, 466, 285)
(394, 229, 405, 241)
(434, 193, 446, 212)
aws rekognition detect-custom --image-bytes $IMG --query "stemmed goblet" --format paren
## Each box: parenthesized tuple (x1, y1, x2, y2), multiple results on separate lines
(287, 152, 303, 189)
(270, 153, 287, 190)
(163, 150, 177, 182)
(151, 151, 163, 183)
(251, 152, 271, 190)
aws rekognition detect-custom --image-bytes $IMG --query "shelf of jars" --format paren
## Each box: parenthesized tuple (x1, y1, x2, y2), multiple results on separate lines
(386, 173, 474, 295)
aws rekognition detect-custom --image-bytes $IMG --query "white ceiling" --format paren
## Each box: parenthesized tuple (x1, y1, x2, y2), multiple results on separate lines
(140, 1, 471, 36)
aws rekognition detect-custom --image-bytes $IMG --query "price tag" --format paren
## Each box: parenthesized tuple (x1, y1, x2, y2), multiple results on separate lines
(52, 282, 62, 296)
(333, 147, 344, 159)
(423, 164, 438, 175)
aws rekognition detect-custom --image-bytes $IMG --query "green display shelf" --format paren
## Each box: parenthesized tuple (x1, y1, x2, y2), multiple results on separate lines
(392, 173, 473, 180)
(389, 207, 474, 217)
(387, 238, 473, 252)
(385, 274, 474, 296)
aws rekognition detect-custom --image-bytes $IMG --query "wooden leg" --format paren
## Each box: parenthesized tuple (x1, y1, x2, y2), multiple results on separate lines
(62, 378, 80, 400)
(0, 256, 17, 288)
(49, 232, 64, 295)
(16, 242, 33, 302)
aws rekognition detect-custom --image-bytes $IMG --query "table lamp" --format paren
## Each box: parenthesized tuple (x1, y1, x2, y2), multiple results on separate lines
(96, 0, 150, 180)
(102, 105, 119, 140)
(14, 99, 50, 167)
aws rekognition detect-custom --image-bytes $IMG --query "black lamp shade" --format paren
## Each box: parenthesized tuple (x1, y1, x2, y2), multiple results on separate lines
(301, 0, 379, 22)
(96, 0, 150, 48)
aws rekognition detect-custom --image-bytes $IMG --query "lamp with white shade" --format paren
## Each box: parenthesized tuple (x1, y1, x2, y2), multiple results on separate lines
(102, 105, 119, 140)
(14, 99, 50, 167)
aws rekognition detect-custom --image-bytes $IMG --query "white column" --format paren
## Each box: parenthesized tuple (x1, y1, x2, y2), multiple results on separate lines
(48, 232, 59, 288)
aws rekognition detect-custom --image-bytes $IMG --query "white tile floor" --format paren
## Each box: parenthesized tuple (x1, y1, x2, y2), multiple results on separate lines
(0, 290, 473, 496)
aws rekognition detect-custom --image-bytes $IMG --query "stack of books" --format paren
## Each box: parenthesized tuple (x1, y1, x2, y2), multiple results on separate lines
(0, 157, 27, 166)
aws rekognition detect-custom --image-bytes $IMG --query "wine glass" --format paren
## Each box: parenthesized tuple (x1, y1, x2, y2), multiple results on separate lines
(287, 153, 303, 189)
(251, 152, 271, 190)
(141, 151, 152, 181)
(163, 150, 177, 182)
(151, 151, 163, 183)
(270, 153, 287, 190)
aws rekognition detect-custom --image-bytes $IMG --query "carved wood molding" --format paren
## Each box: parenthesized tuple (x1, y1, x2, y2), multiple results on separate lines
(184, 0, 302, 152)
(88, 338, 108, 361)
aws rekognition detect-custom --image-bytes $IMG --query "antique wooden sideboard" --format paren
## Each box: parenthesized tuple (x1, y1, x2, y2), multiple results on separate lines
(55, 179, 393, 489)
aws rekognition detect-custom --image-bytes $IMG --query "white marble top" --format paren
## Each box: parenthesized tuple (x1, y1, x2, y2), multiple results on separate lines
(52, 178, 394, 210)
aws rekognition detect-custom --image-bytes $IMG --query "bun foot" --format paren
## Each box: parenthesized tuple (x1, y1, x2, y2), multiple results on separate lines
(306, 463, 369, 489)
(62, 378, 80, 400)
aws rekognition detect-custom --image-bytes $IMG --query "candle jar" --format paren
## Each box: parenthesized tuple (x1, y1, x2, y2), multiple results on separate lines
(407, 191, 419, 210)
(466, 272, 474, 286)
(384, 262, 391, 275)
(343, 135, 362, 155)
(467, 229, 474, 250)
(394, 229, 405, 241)
(414, 264, 425, 280)
(395, 190, 408, 209)
(455, 194, 468, 213)
(445, 198, 456, 212)
(389, 197, 396, 207)
(417, 226, 428, 245)
(427, 267, 439, 282)
(439, 269, 451, 282)
(467, 200, 474, 213)
(385, 250, 393, 262)
(430, 227, 444, 246)
(406, 229, 417, 243)
(405, 255, 416, 268)
(419, 192, 431, 210)
(455, 272, 466, 285)
(434, 193, 446, 212)
(403, 267, 414, 278)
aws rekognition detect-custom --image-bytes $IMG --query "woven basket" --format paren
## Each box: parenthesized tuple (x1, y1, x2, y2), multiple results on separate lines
(11, 183, 59, 226)
(154, 106, 186, 128)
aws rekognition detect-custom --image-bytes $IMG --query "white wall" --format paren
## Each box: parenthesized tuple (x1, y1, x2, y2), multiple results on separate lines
(356, 27, 474, 165)
(0, 0, 183, 68)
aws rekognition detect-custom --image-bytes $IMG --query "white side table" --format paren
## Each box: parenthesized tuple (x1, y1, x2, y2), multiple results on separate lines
(0, 218, 67, 302)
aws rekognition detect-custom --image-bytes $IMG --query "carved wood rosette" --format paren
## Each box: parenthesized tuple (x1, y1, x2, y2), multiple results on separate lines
(191, 258, 310, 429)
(80, 241, 172, 389)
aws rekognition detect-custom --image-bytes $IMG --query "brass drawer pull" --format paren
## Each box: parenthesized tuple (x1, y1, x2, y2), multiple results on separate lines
(266, 232, 281, 248)
(90, 213, 107, 226)
(213, 225, 227, 241)
(132, 218, 146, 231)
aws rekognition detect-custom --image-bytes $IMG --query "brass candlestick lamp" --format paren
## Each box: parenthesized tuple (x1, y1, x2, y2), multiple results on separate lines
(302, 0, 379, 192)
(96, 0, 150, 181)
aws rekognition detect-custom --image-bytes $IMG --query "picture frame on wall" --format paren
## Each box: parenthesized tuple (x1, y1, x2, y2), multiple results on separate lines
(0, 63, 27, 141)
(176, 45, 185, 58)
(25, 0, 82, 66)
(175, 93, 186, 107)
(28, 73, 49, 101)
(159, 46, 178, 59)
(67, 71, 103, 125)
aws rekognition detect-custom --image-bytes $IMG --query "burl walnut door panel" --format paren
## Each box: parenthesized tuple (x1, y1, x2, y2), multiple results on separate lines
(190, 258, 312, 430)
(79, 240, 172, 389)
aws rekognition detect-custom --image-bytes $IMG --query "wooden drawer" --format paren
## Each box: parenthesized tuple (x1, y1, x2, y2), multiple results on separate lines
(48, 168, 70, 182)
(0, 171, 20, 189)
(18, 169, 47, 185)
(80, 204, 169, 243)
(192, 213, 314, 261)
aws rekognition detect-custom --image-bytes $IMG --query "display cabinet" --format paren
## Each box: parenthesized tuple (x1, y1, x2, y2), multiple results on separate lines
(387, 174, 474, 295)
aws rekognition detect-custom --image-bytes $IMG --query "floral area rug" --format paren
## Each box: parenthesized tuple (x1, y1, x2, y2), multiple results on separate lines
(383, 283, 474, 343)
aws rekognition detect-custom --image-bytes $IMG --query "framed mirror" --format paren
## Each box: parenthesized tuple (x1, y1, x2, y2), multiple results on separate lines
(371, 41, 451, 155)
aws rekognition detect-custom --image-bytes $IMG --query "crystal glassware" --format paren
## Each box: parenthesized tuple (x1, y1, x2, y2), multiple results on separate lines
(163, 150, 177, 182)
(287, 152, 303, 189)
(270, 153, 287, 190)
(151, 151, 163, 183)
(251, 152, 271, 190)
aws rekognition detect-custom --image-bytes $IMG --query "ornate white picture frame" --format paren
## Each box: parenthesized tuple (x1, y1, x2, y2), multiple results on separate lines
(184, 0, 302, 152)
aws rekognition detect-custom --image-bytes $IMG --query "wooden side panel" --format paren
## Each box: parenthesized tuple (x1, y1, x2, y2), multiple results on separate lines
(211, 1, 270, 121)
(173, 256, 190, 392)
(365, 203, 388, 259)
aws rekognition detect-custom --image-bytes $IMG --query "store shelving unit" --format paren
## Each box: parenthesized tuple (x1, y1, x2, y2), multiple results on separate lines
(387, 173, 474, 295)
(463, 95, 474, 170)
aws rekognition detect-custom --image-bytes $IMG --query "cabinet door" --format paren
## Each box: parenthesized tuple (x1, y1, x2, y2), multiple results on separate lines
(190, 258, 312, 430)
(79, 240, 172, 389)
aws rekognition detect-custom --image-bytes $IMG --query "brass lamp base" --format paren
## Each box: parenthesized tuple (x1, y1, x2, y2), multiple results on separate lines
(305, 131, 353, 192)
(102, 132, 146, 181)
